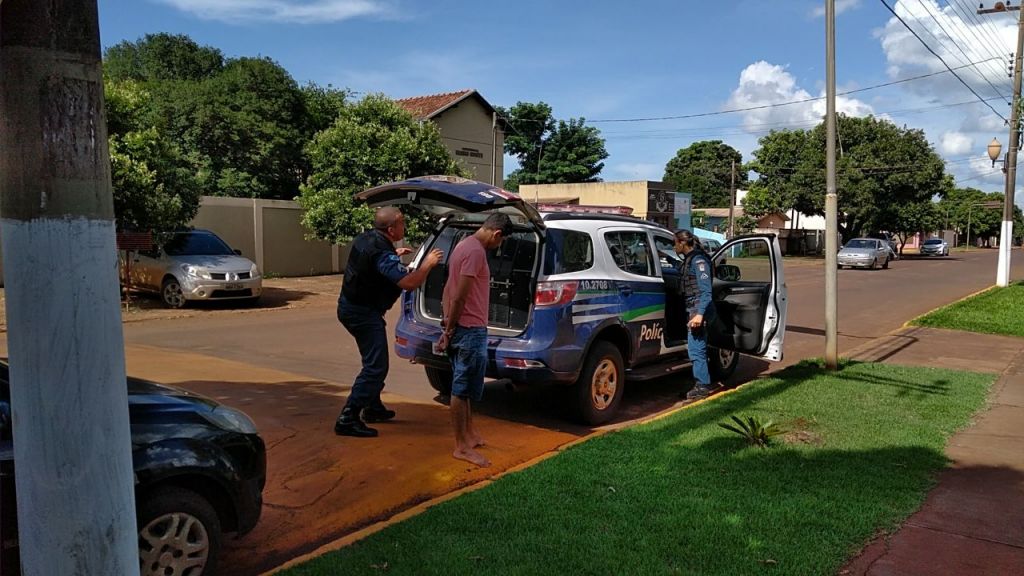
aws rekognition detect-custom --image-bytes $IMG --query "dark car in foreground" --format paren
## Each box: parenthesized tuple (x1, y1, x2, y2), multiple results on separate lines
(0, 362, 266, 576)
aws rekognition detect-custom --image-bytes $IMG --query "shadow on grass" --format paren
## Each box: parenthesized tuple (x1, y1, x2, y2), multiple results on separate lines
(283, 420, 988, 576)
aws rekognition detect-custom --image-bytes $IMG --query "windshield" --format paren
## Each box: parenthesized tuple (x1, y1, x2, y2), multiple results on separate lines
(924, 239, 943, 245)
(844, 239, 875, 249)
(164, 232, 234, 256)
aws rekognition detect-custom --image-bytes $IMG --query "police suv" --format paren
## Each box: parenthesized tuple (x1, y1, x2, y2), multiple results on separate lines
(356, 176, 788, 425)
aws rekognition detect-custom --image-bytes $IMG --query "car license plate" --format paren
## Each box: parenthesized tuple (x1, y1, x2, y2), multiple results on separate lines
(225, 283, 243, 290)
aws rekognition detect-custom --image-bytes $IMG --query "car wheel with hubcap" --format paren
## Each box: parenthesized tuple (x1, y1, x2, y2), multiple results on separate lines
(425, 366, 453, 396)
(572, 341, 624, 425)
(161, 277, 187, 309)
(882, 257, 890, 269)
(708, 347, 739, 381)
(138, 486, 221, 576)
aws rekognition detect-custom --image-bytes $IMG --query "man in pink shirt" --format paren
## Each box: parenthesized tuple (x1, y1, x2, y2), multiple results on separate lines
(440, 213, 513, 468)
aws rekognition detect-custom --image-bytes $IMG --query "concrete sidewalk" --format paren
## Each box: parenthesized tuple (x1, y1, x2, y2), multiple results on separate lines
(842, 326, 1024, 575)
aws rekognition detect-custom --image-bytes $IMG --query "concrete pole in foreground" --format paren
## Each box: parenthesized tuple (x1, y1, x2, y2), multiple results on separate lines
(824, 0, 839, 370)
(0, 2, 140, 574)
(997, 6, 1024, 287)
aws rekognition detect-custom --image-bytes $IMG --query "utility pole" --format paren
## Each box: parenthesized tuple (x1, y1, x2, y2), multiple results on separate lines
(824, 0, 839, 370)
(0, 2, 140, 575)
(728, 159, 737, 238)
(979, 2, 1023, 287)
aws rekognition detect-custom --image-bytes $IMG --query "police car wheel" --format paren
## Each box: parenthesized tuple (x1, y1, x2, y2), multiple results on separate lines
(573, 341, 624, 425)
(709, 347, 739, 380)
(424, 366, 453, 396)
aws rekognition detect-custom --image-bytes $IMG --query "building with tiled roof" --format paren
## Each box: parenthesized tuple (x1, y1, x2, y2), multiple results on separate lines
(394, 89, 504, 186)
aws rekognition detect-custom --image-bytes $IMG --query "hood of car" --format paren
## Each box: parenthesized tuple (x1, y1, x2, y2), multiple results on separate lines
(839, 247, 875, 256)
(166, 254, 255, 271)
(127, 377, 218, 411)
(354, 175, 545, 229)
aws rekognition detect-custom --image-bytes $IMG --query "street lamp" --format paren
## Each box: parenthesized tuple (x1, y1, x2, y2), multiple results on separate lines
(988, 138, 1007, 171)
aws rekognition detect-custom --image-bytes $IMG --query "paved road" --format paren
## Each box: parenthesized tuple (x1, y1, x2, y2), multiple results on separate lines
(5, 249, 1020, 575)
(122, 249, 1024, 418)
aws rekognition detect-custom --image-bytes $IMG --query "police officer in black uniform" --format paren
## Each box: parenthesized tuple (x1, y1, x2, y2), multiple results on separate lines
(674, 229, 719, 400)
(335, 207, 443, 437)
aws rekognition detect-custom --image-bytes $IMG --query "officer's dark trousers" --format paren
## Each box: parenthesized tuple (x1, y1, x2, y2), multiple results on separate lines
(338, 298, 389, 412)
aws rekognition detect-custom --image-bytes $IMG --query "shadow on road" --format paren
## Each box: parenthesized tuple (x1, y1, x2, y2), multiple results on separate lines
(124, 285, 317, 312)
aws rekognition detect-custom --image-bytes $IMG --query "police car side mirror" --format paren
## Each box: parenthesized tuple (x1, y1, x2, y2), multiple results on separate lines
(716, 264, 741, 282)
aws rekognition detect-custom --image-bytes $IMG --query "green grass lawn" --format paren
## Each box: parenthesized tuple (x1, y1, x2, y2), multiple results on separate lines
(911, 282, 1024, 338)
(281, 362, 992, 576)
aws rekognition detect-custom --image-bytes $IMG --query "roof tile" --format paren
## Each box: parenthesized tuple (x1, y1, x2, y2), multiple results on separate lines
(395, 89, 475, 120)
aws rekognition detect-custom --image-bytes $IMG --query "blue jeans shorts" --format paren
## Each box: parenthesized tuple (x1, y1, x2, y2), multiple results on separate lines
(449, 326, 488, 401)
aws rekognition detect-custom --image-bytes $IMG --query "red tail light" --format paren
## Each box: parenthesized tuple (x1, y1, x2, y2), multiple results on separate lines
(534, 281, 578, 307)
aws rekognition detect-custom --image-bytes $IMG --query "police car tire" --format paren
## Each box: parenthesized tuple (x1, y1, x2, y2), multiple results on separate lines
(709, 347, 739, 380)
(424, 366, 453, 396)
(573, 341, 624, 425)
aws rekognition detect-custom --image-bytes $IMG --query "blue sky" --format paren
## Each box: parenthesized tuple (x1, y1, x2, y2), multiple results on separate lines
(98, 0, 1023, 207)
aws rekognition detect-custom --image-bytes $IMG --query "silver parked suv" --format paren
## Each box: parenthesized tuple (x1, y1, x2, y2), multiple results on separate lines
(127, 229, 263, 308)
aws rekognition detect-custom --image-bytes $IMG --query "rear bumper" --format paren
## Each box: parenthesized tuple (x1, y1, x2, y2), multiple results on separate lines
(395, 317, 580, 386)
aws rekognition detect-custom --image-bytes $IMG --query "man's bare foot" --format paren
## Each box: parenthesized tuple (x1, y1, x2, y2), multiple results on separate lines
(453, 448, 491, 467)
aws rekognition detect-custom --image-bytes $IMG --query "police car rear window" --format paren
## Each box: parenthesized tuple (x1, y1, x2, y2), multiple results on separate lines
(544, 230, 593, 275)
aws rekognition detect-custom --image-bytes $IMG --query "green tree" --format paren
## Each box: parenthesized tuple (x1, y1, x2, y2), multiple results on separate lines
(888, 200, 940, 254)
(498, 101, 607, 190)
(104, 36, 310, 200)
(297, 95, 466, 244)
(145, 56, 308, 199)
(938, 187, 1004, 246)
(110, 127, 201, 234)
(748, 115, 947, 241)
(663, 140, 748, 208)
(300, 82, 350, 137)
(104, 77, 199, 235)
(536, 118, 608, 184)
(104, 32, 223, 82)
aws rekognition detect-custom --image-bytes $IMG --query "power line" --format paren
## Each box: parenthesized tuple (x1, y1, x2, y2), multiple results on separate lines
(945, 0, 1012, 78)
(879, 0, 1007, 120)
(600, 97, 1004, 141)
(587, 57, 1002, 123)
(914, 0, 1011, 100)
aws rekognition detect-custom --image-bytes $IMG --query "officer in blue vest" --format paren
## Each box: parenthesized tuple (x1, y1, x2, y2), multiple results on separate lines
(674, 229, 719, 400)
(335, 207, 443, 437)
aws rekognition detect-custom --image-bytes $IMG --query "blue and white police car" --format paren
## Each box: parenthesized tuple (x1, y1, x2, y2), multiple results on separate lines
(356, 176, 788, 425)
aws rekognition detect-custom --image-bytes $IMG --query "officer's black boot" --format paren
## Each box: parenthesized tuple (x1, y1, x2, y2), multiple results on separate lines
(334, 405, 378, 438)
(362, 404, 396, 423)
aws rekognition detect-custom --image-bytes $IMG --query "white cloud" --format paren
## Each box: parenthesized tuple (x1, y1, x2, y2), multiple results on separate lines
(609, 162, 663, 181)
(967, 155, 1004, 186)
(811, 0, 862, 18)
(725, 61, 873, 133)
(155, 0, 394, 24)
(940, 131, 973, 155)
(876, 0, 1014, 100)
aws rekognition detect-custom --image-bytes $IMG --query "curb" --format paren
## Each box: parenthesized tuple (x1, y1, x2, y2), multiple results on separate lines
(262, 383, 749, 575)
(900, 284, 996, 329)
